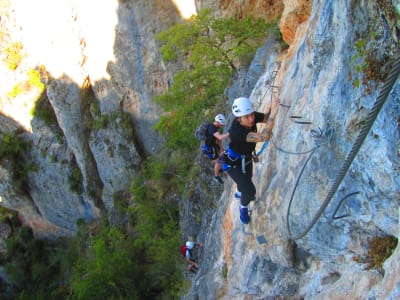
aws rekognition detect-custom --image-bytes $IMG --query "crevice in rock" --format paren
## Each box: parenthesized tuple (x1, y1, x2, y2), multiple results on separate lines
(291, 241, 312, 272)
(78, 76, 106, 212)
(119, 99, 148, 162)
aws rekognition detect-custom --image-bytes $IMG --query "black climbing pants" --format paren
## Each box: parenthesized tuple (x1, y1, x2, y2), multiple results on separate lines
(226, 161, 255, 206)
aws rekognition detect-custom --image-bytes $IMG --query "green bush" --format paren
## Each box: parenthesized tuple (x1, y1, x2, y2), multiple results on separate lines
(3, 42, 23, 70)
(3, 222, 69, 298)
(68, 217, 182, 299)
(155, 9, 275, 155)
(0, 131, 31, 193)
(350, 35, 388, 94)
(8, 68, 45, 99)
(68, 164, 83, 194)
(7, 83, 24, 98)
(70, 228, 139, 299)
(31, 93, 58, 127)
(27, 69, 45, 90)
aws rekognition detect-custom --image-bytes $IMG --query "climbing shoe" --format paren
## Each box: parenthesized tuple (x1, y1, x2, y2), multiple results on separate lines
(234, 191, 242, 199)
(239, 205, 250, 224)
(213, 175, 224, 184)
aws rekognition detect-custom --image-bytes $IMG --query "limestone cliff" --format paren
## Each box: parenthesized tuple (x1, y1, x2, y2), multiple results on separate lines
(0, 0, 182, 236)
(0, 0, 399, 299)
(184, 0, 400, 299)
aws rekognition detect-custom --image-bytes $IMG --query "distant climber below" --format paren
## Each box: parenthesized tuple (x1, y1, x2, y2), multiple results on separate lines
(181, 241, 203, 272)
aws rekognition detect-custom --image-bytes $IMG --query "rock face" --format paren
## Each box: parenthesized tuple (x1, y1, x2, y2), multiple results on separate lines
(184, 0, 400, 299)
(0, 0, 183, 236)
(279, 0, 313, 45)
(0, 0, 399, 299)
(195, 0, 284, 21)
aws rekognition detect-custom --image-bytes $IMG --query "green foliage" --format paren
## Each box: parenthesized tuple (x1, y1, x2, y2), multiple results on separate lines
(68, 163, 83, 194)
(68, 217, 182, 299)
(222, 263, 228, 279)
(0, 132, 25, 159)
(120, 111, 134, 133)
(0, 131, 31, 193)
(7, 83, 24, 98)
(3, 42, 23, 70)
(27, 69, 45, 90)
(70, 227, 139, 299)
(31, 93, 58, 127)
(155, 9, 274, 154)
(3, 211, 182, 299)
(89, 100, 107, 130)
(88, 97, 120, 131)
(0, 206, 14, 223)
(8, 68, 45, 99)
(350, 34, 387, 94)
(3, 220, 72, 299)
(92, 114, 108, 130)
(157, 10, 271, 68)
(127, 156, 184, 296)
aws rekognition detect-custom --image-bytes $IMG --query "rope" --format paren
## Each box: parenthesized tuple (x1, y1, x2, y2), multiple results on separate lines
(286, 57, 400, 240)
(257, 62, 281, 106)
(253, 63, 280, 159)
(255, 127, 333, 161)
(256, 140, 269, 156)
(270, 125, 335, 156)
(270, 135, 320, 155)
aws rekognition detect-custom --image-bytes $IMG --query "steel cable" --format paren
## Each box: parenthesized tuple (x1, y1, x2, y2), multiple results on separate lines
(286, 57, 400, 240)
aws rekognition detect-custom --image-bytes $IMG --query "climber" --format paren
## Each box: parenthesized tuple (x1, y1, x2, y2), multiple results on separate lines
(181, 241, 203, 272)
(223, 96, 279, 224)
(203, 114, 230, 184)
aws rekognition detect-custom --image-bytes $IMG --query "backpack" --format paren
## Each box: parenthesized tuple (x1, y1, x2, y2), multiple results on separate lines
(180, 244, 187, 257)
(194, 122, 211, 141)
(195, 122, 219, 159)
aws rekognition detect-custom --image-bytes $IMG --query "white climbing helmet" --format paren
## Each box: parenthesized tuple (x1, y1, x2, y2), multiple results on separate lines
(214, 114, 225, 125)
(232, 97, 254, 117)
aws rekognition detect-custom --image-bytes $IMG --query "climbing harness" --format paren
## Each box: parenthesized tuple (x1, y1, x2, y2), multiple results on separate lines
(286, 57, 400, 240)
(222, 146, 253, 174)
(224, 139, 270, 167)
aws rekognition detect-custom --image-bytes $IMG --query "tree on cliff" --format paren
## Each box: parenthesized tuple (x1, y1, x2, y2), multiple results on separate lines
(154, 9, 276, 152)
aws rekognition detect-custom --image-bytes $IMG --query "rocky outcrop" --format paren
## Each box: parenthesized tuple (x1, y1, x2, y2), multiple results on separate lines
(195, 0, 284, 21)
(185, 0, 400, 299)
(0, 0, 184, 235)
(279, 0, 313, 45)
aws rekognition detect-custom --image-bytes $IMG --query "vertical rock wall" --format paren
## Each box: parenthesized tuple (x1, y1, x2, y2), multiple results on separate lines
(185, 0, 400, 298)
(0, 0, 399, 297)
(0, 0, 185, 235)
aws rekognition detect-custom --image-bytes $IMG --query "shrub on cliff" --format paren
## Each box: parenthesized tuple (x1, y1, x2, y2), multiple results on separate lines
(154, 9, 276, 153)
